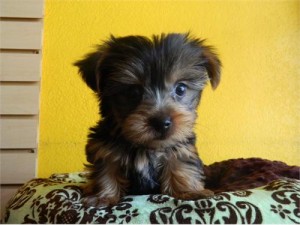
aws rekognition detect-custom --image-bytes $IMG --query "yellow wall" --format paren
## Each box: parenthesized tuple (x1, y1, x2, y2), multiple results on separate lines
(38, 0, 300, 178)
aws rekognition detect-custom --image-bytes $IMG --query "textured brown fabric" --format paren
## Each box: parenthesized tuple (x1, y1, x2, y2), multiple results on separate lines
(204, 157, 300, 193)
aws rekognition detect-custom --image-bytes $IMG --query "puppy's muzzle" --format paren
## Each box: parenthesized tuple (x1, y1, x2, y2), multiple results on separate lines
(149, 114, 173, 139)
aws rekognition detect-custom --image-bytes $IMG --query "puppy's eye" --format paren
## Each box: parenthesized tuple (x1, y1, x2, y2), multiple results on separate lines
(126, 86, 142, 99)
(175, 83, 187, 97)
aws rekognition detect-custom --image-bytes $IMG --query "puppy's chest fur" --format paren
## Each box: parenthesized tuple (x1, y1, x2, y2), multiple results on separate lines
(126, 150, 164, 195)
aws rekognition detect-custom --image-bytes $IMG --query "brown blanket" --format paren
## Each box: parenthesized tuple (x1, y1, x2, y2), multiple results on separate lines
(204, 157, 300, 193)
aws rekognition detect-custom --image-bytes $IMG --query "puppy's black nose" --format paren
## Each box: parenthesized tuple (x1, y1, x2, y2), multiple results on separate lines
(149, 115, 172, 137)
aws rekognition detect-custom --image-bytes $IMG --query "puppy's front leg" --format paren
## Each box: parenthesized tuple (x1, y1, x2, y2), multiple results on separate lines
(82, 162, 128, 207)
(160, 154, 213, 200)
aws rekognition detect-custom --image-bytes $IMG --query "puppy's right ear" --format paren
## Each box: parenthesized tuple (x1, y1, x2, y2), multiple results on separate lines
(74, 50, 103, 92)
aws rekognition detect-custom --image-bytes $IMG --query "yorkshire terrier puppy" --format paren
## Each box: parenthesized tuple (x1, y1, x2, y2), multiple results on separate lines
(74, 33, 221, 207)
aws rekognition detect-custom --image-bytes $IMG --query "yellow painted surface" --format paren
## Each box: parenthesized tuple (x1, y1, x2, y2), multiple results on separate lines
(38, 0, 300, 178)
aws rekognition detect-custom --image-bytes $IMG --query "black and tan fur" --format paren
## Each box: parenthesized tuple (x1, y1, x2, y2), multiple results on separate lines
(74, 33, 221, 207)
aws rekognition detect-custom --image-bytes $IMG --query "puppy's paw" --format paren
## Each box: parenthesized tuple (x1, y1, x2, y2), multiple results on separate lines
(81, 195, 120, 208)
(197, 189, 215, 198)
(173, 189, 214, 200)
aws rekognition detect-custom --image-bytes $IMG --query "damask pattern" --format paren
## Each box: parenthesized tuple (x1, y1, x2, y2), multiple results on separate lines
(266, 180, 300, 224)
(3, 173, 300, 224)
(148, 192, 263, 224)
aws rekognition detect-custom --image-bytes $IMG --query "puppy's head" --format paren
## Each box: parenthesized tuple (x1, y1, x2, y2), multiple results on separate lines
(75, 33, 221, 148)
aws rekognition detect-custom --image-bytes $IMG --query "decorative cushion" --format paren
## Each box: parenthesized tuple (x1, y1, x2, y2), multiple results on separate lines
(3, 158, 300, 224)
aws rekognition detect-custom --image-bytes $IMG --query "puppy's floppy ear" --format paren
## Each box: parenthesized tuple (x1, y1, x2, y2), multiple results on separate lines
(74, 50, 102, 92)
(201, 45, 221, 90)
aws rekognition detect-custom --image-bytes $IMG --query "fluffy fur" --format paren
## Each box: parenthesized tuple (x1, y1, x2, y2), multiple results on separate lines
(74, 33, 221, 207)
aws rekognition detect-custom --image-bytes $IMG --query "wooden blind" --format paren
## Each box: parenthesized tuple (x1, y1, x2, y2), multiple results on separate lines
(0, 0, 44, 216)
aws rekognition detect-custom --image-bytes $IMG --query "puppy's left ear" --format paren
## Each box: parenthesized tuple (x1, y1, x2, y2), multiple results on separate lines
(74, 50, 103, 93)
(201, 46, 221, 90)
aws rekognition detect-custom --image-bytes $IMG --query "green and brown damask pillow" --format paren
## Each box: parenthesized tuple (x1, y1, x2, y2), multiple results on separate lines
(3, 158, 300, 224)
